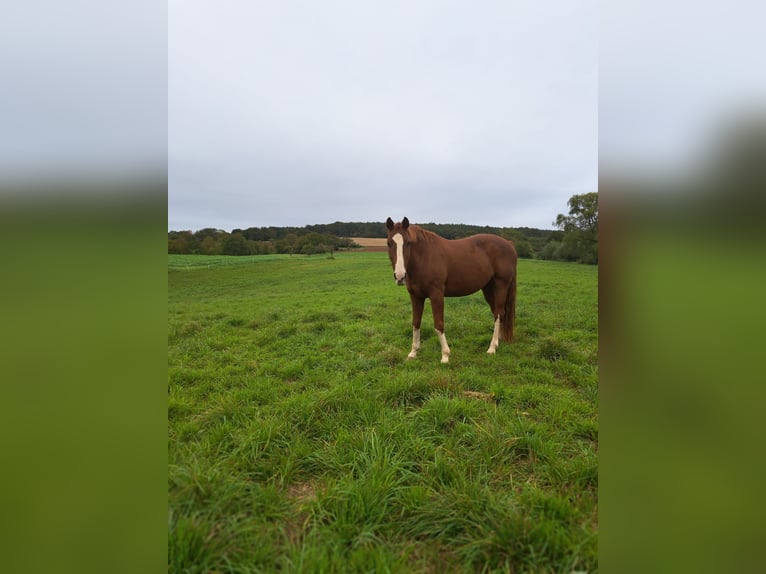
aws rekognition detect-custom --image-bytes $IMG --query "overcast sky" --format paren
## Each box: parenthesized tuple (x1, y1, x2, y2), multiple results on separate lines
(168, 1, 597, 231)
(3, 0, 762, 228)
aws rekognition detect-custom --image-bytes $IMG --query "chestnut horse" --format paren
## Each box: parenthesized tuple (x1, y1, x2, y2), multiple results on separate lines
(385, 217, 517, 363)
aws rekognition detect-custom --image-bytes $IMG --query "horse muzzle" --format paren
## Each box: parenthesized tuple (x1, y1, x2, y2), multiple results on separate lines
(394, 272, 407, 285)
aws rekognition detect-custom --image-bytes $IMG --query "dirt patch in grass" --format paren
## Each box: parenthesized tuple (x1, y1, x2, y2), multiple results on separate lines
(286, 481, 321, 504)
(404, 543, 460, 573)
(283, 482, 323, 544)
(462, 390, 496, 402)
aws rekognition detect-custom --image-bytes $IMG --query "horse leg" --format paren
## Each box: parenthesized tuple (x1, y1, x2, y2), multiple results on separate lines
(488, 317, 502, 354)
(431, 292, 451, 363)
(408, 294, 425, 359)
(482, 283, 501, 354)
(483, 280, 509, 354)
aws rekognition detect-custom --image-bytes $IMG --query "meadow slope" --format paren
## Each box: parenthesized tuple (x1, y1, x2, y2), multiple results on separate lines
(168, 252, 598, 572)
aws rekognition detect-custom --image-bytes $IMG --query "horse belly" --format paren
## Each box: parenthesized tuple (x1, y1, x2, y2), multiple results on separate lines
(444, 263, 492, 296)
(445, 283, 483, 297)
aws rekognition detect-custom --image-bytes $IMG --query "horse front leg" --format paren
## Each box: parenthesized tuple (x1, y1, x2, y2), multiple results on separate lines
(408, 294, 425, 359)
(430, 292, 451, 363)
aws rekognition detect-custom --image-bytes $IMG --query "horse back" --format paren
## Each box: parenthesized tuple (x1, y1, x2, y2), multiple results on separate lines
(440, 234, 517, 296)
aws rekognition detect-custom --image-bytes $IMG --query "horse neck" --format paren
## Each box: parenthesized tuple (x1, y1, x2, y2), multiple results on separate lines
(407, 226, 436, 269)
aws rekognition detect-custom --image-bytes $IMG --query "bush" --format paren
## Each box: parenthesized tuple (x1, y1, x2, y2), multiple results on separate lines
(540, 241, 561, 261)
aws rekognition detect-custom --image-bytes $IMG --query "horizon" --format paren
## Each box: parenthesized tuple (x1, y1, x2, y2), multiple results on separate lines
(167, 218, 559, 234)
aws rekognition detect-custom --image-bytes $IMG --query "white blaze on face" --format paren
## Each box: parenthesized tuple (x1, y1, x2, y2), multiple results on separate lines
(392, 233, 406, 282)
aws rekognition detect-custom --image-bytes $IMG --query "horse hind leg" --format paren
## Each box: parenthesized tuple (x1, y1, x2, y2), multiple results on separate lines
(487, 316, 502, 354)
(483, 281, 505, 354)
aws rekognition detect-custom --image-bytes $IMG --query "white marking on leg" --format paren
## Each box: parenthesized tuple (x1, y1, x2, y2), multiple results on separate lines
(407, 327, 421, 359)
(392, 233, 406, 283)
(487, 316, 501, 354)
(436, 329, 451, 363)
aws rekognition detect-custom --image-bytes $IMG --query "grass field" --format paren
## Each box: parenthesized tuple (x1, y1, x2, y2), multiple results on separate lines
(168, 252, 598, 573)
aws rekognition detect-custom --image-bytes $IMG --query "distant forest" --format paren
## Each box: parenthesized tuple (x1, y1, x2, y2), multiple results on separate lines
(168, 221, 557, 259)
(169, 192, 598, 263)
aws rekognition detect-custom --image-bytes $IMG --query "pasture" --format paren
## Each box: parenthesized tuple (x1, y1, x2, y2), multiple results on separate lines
(168, 252, 598, 572)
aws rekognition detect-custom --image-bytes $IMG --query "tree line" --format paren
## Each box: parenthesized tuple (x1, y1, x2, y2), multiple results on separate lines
(168, 193, 598, 263)
(167, 228, 357, 256)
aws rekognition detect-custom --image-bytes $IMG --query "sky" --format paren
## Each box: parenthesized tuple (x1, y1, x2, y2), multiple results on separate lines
(168, 1, 598, 231)
(2, 1, 762, 230)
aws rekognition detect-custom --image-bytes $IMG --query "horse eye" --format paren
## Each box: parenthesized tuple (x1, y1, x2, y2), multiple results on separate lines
(387, 240, 393, 247)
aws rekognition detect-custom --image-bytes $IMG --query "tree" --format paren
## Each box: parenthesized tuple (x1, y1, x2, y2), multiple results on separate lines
(275, 233, 299, 255)
(553, 192, 598, 264)
(540, 240, 561, 261)
(501, 229, 534, 259)
(199, 235, 222, 255)
(194, 228, 226, 242)
(168, 230, 198, 254)
(222, 232, 250, 256)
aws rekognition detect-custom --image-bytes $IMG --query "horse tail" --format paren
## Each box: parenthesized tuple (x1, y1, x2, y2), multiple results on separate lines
(501, 271, 516, 341)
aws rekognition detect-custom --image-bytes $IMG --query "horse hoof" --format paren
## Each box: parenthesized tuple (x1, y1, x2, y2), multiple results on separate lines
(407, 352, 417, 359)
(441, 356, 450, 364)
(487, 348, 496, 355)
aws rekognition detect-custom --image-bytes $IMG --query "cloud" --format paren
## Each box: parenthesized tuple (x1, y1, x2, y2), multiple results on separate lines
(169, 0, 597, 230)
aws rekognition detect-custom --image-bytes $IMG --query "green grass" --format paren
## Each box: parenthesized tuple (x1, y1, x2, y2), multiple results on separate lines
(168, 252, 598, 572)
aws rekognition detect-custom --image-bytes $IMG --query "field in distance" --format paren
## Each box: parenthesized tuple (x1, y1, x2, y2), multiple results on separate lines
(168, 251, 598, 572)
(349, 237, 388, 251)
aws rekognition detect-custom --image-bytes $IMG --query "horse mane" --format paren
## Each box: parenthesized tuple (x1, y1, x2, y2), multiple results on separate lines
(409, 224, 439, 244)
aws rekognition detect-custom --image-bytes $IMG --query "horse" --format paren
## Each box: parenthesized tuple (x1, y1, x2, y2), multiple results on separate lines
(385, 217, 517, 363)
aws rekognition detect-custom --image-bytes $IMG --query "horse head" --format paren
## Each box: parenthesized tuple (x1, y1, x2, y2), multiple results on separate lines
(385, 217, 413, 285)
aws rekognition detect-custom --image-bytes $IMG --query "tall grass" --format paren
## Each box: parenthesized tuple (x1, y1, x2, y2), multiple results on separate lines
(169, 252, 597, 572)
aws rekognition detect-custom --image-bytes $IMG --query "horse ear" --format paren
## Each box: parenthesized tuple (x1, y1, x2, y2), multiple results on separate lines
(386, 217, 394, 230)
(402, 217, 409, 229)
